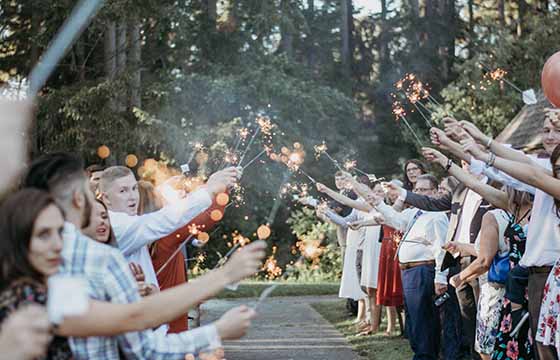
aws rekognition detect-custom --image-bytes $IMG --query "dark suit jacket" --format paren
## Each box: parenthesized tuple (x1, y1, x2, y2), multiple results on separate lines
(404, 183, 492, 244)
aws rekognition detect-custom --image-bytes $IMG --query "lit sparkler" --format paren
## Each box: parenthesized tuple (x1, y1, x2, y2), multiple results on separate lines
(392, 100, 424, 147)
(313, 141, 344, 172)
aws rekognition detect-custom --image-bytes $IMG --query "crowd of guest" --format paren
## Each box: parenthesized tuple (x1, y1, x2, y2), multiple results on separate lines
(0, 102, 268, 359)
(303, 112, 560, 360)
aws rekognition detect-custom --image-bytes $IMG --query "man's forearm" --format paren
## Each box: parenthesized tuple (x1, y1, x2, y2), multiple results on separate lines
(59, 268, 232, 337)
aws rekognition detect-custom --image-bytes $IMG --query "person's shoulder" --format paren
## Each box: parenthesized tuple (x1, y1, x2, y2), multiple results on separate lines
(0, 278, 46, 311)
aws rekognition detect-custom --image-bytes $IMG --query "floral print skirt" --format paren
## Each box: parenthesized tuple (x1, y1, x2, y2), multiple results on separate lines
(536, 260, 560, 355)
(491, 298, 533, 360)
(476, 283, 506, 354)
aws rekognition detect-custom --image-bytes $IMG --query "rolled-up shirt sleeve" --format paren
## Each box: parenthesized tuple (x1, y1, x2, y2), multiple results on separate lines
(375, 202, 409, 232)
(426, 215, 450, 284)
(111, 188, 212, 256)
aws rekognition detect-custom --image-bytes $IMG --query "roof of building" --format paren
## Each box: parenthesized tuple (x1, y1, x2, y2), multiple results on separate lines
(496, 91, 552, 152)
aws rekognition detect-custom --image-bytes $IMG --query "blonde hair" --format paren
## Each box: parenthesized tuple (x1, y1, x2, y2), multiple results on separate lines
(99, 166, 134, 192)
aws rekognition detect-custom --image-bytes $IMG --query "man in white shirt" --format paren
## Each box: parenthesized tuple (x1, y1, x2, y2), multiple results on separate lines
(368, 174, 449, 360)
(99, 165, 240, 290)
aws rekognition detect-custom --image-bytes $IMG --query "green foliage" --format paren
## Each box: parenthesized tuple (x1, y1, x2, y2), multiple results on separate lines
(284, 207, 342, 283)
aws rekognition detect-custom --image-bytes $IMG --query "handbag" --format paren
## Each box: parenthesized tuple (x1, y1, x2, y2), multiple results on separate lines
(487, 253, 510, 284)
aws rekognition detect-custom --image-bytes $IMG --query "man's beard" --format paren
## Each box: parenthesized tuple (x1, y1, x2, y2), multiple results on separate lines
(81, 190, 92, 229)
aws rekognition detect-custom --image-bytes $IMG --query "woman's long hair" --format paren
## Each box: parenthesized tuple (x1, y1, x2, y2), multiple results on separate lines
(551, 144, 560, 218)
(95, 199, 117, 247)
(402, 159, 427, 190)
(137, 181, 163, 215)
(137, 181, 164, 256)
(0, 189, 63, 290)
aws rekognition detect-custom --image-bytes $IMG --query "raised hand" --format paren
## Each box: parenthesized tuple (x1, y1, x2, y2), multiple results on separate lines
(460, 137, 487, 160)
(223, 240, 267, 283)
(365, 191, 383, 207)
(430, 127, 454, 151)
(207, 167, 242, 195)
(348, 221, 363, 230)
(382, 181, 402, 201)
(215, 305, 257, 340)
(421, 147, 447, 166)
(459, 120, 490, 144)
(315, 183, 328, 193)
(129, 262, 145, 283)
(545, 108, 560, 128)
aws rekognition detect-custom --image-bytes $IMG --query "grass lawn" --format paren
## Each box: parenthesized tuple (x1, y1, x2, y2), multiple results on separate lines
(216, 281, 340, 299)
(311, 300, 413, 360)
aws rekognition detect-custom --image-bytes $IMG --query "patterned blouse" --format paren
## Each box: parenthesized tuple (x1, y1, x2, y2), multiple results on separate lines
(0, 278, 73, 359)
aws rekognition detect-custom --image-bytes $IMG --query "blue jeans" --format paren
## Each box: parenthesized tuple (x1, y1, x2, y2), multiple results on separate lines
(402, 265, 439, 360)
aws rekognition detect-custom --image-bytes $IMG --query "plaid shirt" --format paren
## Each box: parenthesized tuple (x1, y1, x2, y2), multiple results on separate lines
(60, 222, 221, 359)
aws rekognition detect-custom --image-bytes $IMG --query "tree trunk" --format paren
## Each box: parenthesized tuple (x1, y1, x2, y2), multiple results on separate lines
(443, 0, 456, 81)
(104, 21, 117, 79)
(305, 0, 315, 69)
(467, 0, 474, 58)
(280, 0, 294, 60)
(116, 21, 127, 111)
(104, 21, 117, 110)
(340, 0, 352, 79)
(517, 0, 527, 37)
(75, 39, 86, 82)
(116, 22, 127, 75)
(379, 0, 390, 73)
(498, 0, 505, 26)
(128, 18, 141, 109)
(207, 0, 217, 23)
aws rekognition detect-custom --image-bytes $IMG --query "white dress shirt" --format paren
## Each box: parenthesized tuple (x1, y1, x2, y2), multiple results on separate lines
(471, 156, 560, 267)
(110, 188, 213, 287)
(375, 202, 449, 284)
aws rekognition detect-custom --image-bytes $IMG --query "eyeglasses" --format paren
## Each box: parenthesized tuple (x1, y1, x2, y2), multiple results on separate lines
(414, 187, 434, 193)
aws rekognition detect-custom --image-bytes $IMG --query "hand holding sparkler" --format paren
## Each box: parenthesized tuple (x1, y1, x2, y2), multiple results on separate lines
(221, 240, 267, 284)
(215, 305, 257, 340)
(421, 147, 448, 167)
(458, 120, 492, 146)
(430, 127, 458, 151)
(441, 117, 471, 142)
(459, 137, 489, 161)
(381, 181, 404, 201)
(206, 167, 242, 195)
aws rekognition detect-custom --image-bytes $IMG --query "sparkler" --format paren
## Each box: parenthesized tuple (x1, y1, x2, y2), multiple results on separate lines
(478, 62, 537, 105)
(241, 148, 267, 170)
(313, 142, 344, 172)
(28, 0, 104, 96)
(392, 100, 424, 147)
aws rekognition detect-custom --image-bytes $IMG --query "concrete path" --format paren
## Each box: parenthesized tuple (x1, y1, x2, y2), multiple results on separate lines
(201, 295, 363, 360)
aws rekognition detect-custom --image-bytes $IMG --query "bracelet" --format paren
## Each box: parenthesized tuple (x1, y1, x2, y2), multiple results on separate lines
(444, 158, 453, 172)
(485, 137, 493, 149)
(486, 153, 496, 167)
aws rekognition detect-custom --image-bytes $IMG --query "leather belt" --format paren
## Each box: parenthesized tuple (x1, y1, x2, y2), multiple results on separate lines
(528, 266, 553, 274)
(399, 260, 435, 270)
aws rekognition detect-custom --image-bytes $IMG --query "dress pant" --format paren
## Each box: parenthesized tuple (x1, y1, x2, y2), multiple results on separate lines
(456, 259, 481, 360)
(402, 264, 439, 360)
(528, 270, 558, 360)
(439, 265, 464, 360)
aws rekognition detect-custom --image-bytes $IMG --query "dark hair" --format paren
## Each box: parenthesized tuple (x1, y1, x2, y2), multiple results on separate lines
(94, 199, 117, 247)
(551, 144, 560, 218)
(86, 164, 106, 176)
(0, 189, 64, 290)
(403, 159, 427, 190)
(416, 173, 439, 190)
(23, 152, 86, 196)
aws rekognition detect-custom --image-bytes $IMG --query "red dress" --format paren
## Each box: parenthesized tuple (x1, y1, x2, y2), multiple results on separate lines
(376, 225, 404, 306)
(150, 195, 225, 333)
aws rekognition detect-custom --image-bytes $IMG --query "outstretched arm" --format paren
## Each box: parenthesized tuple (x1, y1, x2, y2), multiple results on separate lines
(57, 241, 266, 337)
(315, 183, 372, 212)
(461, 139, 558, 198)
(422, 147, 509, 210)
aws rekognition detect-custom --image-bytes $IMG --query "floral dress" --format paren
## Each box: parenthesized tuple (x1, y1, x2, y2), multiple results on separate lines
(536, 260, 560, 357)
(492, 213, 533, 360)
(0, 278, 73, 360)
